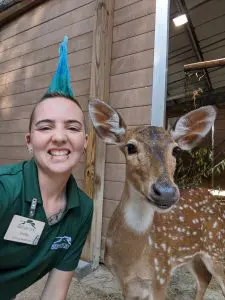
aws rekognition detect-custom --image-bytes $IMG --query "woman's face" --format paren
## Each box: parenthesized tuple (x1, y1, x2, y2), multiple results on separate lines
(25, 97, 87, 176)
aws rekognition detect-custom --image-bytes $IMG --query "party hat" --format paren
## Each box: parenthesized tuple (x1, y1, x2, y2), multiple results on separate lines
(43, 36, 75, 99)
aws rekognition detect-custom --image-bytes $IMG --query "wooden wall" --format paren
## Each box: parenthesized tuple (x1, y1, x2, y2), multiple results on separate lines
(101, 0, 156, 258)
(0, 0, 95, 189)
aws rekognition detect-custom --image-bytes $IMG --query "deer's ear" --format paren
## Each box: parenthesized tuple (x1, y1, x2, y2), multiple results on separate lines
(171, 106, 217, 150)
(88, 99, 126, 144)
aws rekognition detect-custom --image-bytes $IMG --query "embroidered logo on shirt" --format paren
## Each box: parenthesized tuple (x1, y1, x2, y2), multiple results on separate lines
(51, 236, 72, 250)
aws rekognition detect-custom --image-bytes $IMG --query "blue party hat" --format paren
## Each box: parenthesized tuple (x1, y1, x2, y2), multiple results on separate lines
(43, 36, 75, 99)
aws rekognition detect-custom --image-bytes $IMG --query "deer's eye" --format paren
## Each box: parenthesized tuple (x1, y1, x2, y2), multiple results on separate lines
(126, 143, 137, 155)
(172, 146, 181, 157)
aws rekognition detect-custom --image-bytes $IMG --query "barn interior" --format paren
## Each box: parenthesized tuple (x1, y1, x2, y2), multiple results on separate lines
(167, 0, 225, 191)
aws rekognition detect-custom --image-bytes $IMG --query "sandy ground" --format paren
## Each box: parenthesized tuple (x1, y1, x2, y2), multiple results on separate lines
(16, 264, 225, 300)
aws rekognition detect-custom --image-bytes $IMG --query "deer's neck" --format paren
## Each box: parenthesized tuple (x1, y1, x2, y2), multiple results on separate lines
(122, 181, 154, 234)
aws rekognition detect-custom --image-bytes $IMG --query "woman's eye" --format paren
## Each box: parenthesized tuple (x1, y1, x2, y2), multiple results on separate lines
(126, 143, 137, 155)
(38, 127, 51, 131)
(172, 146, 181, 157)
(68, 127, 80, 131)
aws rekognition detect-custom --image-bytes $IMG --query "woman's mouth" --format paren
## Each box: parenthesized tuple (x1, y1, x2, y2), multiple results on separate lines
(48, 149, 70, 160)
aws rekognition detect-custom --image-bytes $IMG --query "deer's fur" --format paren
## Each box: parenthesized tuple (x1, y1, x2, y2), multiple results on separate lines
(89, 99, 223, 300)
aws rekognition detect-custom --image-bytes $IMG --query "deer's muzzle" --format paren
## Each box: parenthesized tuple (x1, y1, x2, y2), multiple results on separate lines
(149, 179, 179, 209)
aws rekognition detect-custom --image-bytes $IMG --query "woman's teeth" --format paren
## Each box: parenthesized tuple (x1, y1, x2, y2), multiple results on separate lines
(49, 150, 69, 156)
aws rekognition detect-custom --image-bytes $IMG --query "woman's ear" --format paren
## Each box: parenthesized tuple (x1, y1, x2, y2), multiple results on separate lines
(84, 134, 88, 152)
(25, 133, 31, 147)
(25, 133, 33, 154)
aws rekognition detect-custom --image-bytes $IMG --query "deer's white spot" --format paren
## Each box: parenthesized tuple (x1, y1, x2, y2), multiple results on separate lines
(161, 243, 167, 251)
(179, 216, 184, 222)
(154, 258, 159, 266)
(213, 221, 218, 229)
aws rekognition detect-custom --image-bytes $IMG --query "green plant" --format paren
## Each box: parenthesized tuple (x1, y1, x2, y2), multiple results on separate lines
(174, 148, 225, 188)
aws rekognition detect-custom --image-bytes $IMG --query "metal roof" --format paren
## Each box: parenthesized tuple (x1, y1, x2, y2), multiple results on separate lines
(168, 0, 225, 106)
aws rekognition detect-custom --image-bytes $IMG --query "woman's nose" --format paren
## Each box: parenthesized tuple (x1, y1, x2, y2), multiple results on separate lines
(51, 130, 68, 143)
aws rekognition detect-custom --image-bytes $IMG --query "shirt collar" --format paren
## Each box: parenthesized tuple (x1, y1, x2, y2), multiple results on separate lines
(23, 159, 80, 209)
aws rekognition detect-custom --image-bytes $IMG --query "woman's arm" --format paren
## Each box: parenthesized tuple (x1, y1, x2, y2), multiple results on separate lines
(41, 268, 74, 300)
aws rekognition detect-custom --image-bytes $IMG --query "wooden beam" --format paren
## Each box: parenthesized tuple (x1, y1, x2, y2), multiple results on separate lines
(184, 57, 225, 71)
(0, 0, 46, 27)
(82, 0, 114, 267)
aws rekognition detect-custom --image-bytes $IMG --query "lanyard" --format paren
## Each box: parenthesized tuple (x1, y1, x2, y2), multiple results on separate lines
(28, 198, 37, 219)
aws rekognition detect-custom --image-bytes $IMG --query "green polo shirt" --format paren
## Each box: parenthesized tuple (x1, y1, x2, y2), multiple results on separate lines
(0, 159, 93, 299)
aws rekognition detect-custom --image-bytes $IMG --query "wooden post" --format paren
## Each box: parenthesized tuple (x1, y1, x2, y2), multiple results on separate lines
(184, 57, 225, 71)
(82, 0, 114, 267)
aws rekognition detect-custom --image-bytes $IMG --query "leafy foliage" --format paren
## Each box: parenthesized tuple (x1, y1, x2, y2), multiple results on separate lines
(174, 148, 225, 188)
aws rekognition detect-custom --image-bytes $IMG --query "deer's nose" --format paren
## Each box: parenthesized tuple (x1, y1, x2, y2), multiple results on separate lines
(150, 181, 179, 209)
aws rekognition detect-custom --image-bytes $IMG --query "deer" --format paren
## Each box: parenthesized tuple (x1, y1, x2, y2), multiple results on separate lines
(88, 99, 225, 300)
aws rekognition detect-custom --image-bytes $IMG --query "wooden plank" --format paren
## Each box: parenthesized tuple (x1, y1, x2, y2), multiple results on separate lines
(0, 104, 34, 121)
(0, 119, 29, 133)
(1, 58, 92, 86)
(189, 0, 225, 28)
(113, 14, 155, 42)
(111, 49, 154, 75)
(0, 92, 89, 111)
(168, 49, 194, 66)
(110, 86, 152, 108)
(113, 0, 155, 26)
(169, 57, 195, 75)
(114, 0, 139, 10)
(0, 75, 90, 98)
(0, 89, 44, 109)
(215, 120, 225, 130)
(200, 31, 225, 50)
(101, 217, 110, 237)
(184, 58, 225, 72)
(104, 180, 124, 201)
(105, 163, 126, 182)
(82, 0, 114, 265)
(0, 158, 22, 165)
(0, 33, 93, 75)
(0, 0, 46, 28)
(0, 1, 95, 52)
(117, 105, 151, 126)
(106, 145, 125, 163)
(195, 15, 225, 42)
(0, 146, 29, 160)
(103, 199, 120, 218)
(110, 68, 153, 92)
(169, 32, 191, 54)
(72, 80, 90, 97)
(0, 133, 26, 146)
(0, 0, 94, 41)
(0, 17, 94, 64)
(112, 31, 154, 59)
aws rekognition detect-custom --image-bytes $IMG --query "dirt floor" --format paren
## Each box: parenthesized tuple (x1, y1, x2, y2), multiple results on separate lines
(17, 265, 224, 300)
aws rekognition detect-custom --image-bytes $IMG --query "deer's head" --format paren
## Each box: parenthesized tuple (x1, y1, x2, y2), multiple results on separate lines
(89, 99, 216, 211)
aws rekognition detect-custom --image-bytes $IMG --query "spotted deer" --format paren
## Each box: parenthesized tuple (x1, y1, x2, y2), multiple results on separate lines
(88, 99, 224, 300)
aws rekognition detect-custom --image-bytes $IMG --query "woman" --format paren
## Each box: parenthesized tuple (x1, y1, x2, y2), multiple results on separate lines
(0, 37, 93, 299)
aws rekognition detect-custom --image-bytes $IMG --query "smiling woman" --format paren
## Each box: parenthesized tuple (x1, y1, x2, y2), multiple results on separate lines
(0, 36, 93, 300)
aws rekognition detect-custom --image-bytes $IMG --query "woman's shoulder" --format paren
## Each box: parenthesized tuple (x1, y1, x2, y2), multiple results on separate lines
(0, 161, 24, 176)
(0, 161, 25, 197)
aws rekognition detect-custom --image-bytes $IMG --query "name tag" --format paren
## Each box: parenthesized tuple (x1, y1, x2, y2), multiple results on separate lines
(4, 215, 45, 245)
